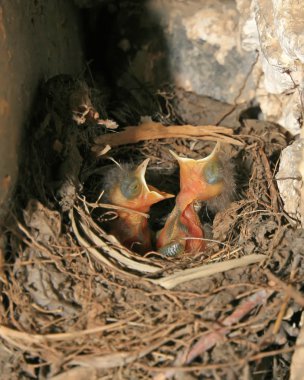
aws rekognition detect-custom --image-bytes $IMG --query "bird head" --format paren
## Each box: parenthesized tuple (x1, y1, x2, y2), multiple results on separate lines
(170, 142, 225, 209)
(107, 158, 174, 212)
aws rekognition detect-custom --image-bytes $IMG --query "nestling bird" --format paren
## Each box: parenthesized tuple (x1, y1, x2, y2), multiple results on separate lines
(103, 158, 174, 253)
(157, 142, 234, 256)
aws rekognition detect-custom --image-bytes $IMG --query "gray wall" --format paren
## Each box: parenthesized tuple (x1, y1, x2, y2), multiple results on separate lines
(0, 0, 84, 217)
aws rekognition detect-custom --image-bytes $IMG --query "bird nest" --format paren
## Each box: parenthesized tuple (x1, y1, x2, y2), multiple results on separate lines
(1, 77, 304, 379)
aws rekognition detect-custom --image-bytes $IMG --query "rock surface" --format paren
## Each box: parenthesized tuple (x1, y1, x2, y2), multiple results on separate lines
(147, 0, 258, 104)
(239, 0, 304, 135)
(80, 0, 303, 135)
(238, 0, 304, 224)
(276, 139, 304, 225)
(106, 0, 259, 105)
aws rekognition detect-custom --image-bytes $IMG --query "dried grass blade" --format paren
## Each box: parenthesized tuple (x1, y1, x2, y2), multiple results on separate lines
(77, 206, 154, 262)
(92, 121, 243, 153)
(156, 254, 266, 289)
(49, 367, 97, 380)
(70, 209, 139, 279)
(0, 319, 129, 344)
(78, 219, 161, 274)
(72, 208, 265, 289)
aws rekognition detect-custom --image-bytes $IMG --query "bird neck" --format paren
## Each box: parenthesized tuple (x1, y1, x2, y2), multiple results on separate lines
(175, 191, 194, 212)
(181, 203, 205, 252)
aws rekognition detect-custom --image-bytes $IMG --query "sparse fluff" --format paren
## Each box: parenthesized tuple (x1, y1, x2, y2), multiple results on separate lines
(205, 153, 236, 213)
(102, 163, 134, 203)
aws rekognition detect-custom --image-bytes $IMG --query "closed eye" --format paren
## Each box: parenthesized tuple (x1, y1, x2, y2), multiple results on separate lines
(203, 160, 223, 184)
(120, 176, 142, 199)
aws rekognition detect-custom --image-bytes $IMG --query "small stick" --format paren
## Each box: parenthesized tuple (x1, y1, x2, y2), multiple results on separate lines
(272, 293, 290, 334)
(265, 270, 304, 307)
(259, 147, 279, 213)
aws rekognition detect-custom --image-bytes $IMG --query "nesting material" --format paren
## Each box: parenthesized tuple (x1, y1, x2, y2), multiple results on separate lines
(1, 79, 303, 380)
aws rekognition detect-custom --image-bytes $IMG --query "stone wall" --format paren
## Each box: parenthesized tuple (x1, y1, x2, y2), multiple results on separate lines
(238, 0, 304, 135)
(238, 0, 304, 225)
(70, 0, 304, 136)
(146, 0, 304, 136)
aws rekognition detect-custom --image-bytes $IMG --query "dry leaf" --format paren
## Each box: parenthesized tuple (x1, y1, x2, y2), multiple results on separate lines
(22, 249, 79, 317)
(23, 200, 61, 243)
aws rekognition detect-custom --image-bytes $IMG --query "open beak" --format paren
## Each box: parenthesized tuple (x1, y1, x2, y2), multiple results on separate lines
(135, 158, 174, 208)
(135, 158, 151, 183)
(169, 142, 221, 165)
(170, 142, 224, 206)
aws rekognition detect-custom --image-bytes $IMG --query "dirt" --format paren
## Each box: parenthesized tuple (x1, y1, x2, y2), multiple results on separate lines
(0, 75, 303, 380)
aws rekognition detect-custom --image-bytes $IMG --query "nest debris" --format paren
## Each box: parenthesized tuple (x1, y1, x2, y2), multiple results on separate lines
(0, 77, 304, 380)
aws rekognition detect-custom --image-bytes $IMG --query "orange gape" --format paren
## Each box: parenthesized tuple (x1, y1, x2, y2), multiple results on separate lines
(157, 143, 224, 256)
(107, 159, 174, 253)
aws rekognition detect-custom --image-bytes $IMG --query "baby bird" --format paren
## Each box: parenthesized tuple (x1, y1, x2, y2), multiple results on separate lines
(157, 142, 228, 256)
(104, 158, 174, 253)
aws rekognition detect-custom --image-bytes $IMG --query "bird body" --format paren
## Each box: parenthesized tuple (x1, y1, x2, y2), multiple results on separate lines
(104, 158, 173, 253)
(109, 211, 152, 252)
(157, 202, 205, 256)
(157, 143, 225, 256)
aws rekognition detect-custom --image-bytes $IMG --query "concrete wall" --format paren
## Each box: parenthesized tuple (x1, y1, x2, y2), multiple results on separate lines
(0, 0, 84, 218)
